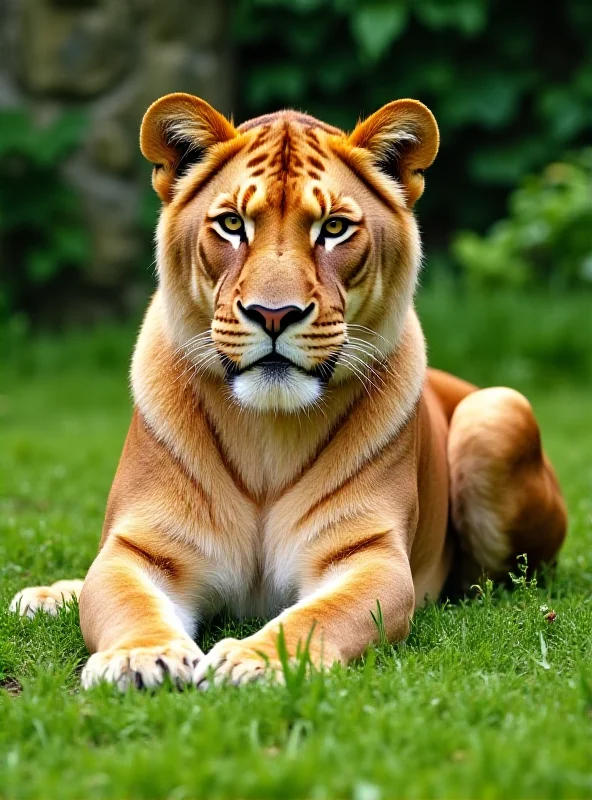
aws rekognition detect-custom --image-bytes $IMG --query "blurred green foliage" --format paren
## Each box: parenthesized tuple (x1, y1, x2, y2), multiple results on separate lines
(0, 110, 90, 319)
(235, 0, 592, 258)
(2, 2, 592, 324)
(453, 150, 592, 288)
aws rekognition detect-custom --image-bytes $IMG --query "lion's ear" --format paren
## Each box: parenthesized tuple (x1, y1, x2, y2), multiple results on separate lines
(349, 100, 439, 206)
(140, 93, 237, 202)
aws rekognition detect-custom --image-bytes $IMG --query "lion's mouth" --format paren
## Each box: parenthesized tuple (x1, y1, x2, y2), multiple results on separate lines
(250, 353, 293, 371)
(224, 348, 341, 412)
(225, 350, 337, 381)
(226, 351, 302, 377)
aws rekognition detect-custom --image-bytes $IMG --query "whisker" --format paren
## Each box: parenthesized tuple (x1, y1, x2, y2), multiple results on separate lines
(344, 340, 401, 381)
(343, 343, 382, 363)
(195, 352, 222, 377)
(343, 343, 394, 377)
(317, 361, 333, 381)
(181, 341, 216, 361)
(337, 357, 374, 399)
(174, 347, 218, 385)
(347, 323, 392, 347)
(310, 396, 328, 421)
(175, 344, 216, 370)
(172, 334, 215, 368)
(172, 330, 213, 357)
(339, 353, 387, 399)
(342, 349, 387, 385)
(181, 352, 222, 392)
(346, 336, 387, 358)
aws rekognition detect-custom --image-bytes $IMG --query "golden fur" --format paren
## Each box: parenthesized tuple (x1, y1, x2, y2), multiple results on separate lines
(11, 95, 567, 689)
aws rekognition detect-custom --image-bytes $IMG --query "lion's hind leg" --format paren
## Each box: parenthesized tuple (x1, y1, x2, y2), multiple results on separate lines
(448, 387, 567, 587)
(9, 579, 84, 618)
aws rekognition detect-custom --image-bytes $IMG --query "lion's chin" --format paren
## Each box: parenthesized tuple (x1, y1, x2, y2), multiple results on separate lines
(230, 365, 323, 413)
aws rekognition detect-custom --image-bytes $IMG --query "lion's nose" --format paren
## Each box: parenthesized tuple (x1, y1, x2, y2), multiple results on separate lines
(239, 302, 313, 337)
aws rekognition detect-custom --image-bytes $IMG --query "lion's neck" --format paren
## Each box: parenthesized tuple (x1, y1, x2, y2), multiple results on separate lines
(132, 292, 426, 504)
(196, 371, 363, 501)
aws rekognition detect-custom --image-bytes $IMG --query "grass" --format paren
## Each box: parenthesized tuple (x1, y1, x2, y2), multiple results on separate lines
(1, 288, 592, 800)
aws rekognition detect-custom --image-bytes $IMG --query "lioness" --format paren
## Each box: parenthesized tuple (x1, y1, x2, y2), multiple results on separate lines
(11, 95, 567, 689)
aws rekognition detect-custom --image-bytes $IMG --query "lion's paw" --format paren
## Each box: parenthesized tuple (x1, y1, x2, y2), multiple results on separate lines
(81, 640, 203, 691)
(9, 580, 84, 618)
(193, 637, 284, 689)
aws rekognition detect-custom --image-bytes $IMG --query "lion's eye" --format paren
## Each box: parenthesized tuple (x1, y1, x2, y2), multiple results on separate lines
(219, 214, 245, 234)
(321, 218, 349, 238)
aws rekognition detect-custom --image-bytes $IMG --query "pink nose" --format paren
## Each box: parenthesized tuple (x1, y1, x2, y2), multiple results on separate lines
(240, 303, 311, 336)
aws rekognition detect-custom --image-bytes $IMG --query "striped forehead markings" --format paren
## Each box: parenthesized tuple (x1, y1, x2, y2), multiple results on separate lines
(239, 184, 257, 215)
(246, 125, 271, 153)
(246, 153, 267, 169)
(245, 124, 329, 185)
(305, 129, 328, 158)
(238, 121, 337, 218)
(312, 186, 327, 216)
(308, 155, 325, 172)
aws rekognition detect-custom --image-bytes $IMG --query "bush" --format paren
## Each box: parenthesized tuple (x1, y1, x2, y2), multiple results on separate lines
(235, 0, 592, 257)
(0, 110, 90, 321)
(453, 150, 592, 288)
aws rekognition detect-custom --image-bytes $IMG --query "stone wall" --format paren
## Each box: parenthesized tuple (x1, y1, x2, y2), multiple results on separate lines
(0, 0, 232, 308)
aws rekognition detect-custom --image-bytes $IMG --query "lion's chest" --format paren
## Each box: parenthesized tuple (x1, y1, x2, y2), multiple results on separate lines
(200, 503, 306, 620)
(225, 569, 299, 619)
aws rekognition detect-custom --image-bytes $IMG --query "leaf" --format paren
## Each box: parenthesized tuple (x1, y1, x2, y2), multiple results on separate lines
(370, 599, 388, 646)
(27, 249, 60, 284)
(350, 3, 409, 61)
(414, 0, 490, 36)
(442, 70, 531, 129)
(537, 86, 589, 141)
(536, 631, 551, 671)
(246, 64, 307, 108)
(468, 140, 550, 185)
(0, 112, 34, 157)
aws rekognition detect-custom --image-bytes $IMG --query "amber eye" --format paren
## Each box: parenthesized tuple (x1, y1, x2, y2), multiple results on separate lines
(321, 217, 349, 238)
(219, 213, 245, 234)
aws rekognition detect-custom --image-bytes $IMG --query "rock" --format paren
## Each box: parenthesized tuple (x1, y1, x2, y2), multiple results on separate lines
(145, 0, 227, 47)
(63, 153, 142, 286)
(0, 74, 22, 108)
(86, 41, 233, 176)
(87, 116, 137, 176)
(136, 42, 234, 122)
(0, 0, 232, 319)
(17, 0, 133, 97)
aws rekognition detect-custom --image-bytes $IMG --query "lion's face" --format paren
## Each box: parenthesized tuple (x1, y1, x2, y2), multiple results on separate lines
(141, 95, 439, 412)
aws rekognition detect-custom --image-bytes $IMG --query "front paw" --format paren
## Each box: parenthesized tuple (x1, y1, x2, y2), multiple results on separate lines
(10, 580, 84, 618)
(193, 636, 285, 688)
(81, 640, 203, 691)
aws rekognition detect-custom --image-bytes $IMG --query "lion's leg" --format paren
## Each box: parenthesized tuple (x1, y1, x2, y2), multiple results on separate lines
(193, 514, 416, 688)
(10, 579, 85, 618)
(448, 387, 567, 586)
(78, 528, 206, 690)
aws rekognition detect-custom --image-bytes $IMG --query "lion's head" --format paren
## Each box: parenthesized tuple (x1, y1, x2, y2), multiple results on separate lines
(140, 94, 438, 413)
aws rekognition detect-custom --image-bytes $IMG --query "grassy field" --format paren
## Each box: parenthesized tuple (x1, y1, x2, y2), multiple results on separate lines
(1, 289, 592, 799)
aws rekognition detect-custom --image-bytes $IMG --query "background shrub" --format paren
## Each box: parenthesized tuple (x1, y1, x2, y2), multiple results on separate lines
(0, 111, 90, 321)
(235, 0, 592, 268)
(2, 0, 592, 322)
(453, 150, 592, 288)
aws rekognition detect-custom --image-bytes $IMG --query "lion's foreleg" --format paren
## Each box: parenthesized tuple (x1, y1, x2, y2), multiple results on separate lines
(79, 527, 205, 690)
(194, 534, 414, 687)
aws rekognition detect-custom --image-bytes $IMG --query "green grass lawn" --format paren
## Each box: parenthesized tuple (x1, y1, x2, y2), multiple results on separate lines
(1, 289, 592, 799)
